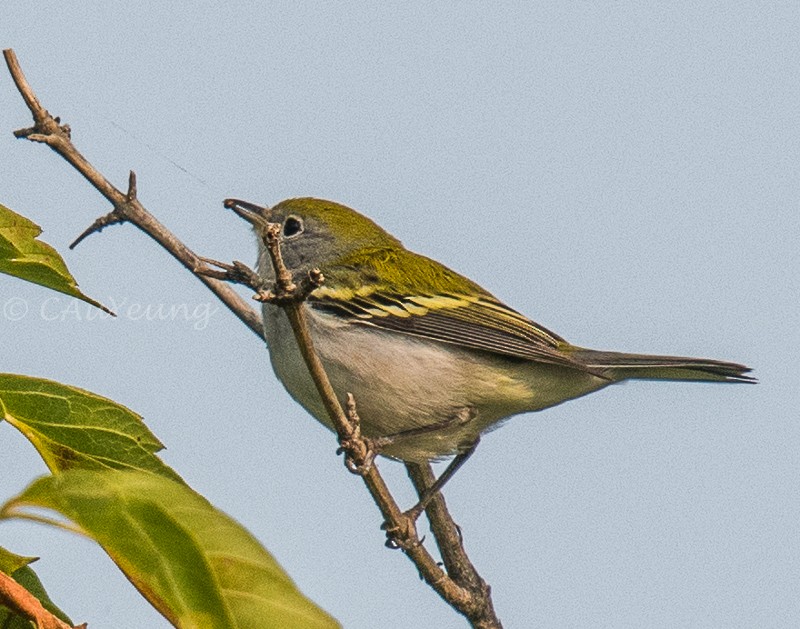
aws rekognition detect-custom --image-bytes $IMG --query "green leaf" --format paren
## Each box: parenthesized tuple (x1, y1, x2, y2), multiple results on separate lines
(0, 203, 112, 314)
(2, 471, 340, 629)
(0, 547, 74, 627)
(0, 546, 36, 575)
(0, 373, 181, 482)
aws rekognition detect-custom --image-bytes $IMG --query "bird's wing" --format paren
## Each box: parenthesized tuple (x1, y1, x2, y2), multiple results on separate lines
(309, 286, 596, 374)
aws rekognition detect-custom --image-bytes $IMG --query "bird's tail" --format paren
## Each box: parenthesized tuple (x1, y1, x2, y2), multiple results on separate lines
(569, 348, 755, 383)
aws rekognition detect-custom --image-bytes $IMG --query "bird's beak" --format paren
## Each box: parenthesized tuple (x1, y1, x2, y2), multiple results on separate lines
(223, 198, 271, 229)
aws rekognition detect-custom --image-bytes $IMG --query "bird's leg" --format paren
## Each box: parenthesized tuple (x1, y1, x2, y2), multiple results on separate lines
(338, 402, 479, 546)
(368, 406, 477, 451)
(374, 407, 480, 548)
(341, 405, 477, 476)
(406, 439, 479, 521)
(383, 440, 479, 549)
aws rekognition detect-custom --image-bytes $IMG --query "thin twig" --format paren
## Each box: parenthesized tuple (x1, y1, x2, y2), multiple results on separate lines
(407, 463, 500, 626)
(2, 49, 262, 339)
(4, 47, 502, 628)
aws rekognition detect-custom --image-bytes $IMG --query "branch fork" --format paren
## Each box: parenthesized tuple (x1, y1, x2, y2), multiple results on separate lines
(70, 171, 138, 248)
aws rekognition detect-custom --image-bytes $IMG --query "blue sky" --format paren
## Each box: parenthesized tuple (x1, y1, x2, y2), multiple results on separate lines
(1, 3, 797, 627)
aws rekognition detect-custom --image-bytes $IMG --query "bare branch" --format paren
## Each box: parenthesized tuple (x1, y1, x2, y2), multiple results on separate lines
(4, 47, 502, 628)
(0, 570, 83, 629)
(69, 171, 138, 248)
(70, 208, 126, 249)
(3, 48, 262, 339)
(407, 463, 500, 625)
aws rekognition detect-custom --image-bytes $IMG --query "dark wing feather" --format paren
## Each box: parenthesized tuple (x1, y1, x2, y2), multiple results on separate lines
(309, 289, 597, 374)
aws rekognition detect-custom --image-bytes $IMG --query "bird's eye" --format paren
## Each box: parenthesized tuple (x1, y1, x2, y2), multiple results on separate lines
(283, 216, 304, 238)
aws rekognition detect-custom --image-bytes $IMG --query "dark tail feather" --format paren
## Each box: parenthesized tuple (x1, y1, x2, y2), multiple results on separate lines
(570, 348, 756, 383)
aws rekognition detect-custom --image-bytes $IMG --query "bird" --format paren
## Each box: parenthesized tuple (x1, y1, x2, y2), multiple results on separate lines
(228, 197, 753, 474)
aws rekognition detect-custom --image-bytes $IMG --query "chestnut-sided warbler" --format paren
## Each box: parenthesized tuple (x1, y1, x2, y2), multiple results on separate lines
(233, 198, 753, 464)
